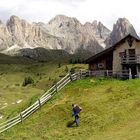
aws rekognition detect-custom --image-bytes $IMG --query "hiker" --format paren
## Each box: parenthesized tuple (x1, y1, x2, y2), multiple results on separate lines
(72, 104, 82, 126)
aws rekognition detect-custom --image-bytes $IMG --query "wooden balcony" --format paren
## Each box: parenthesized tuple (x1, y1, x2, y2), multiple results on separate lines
(121, 55, 140, 64)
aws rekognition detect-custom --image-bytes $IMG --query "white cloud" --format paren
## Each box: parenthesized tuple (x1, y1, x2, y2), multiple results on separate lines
(0, 0, 140, 34)
(76, 0, 140, 31)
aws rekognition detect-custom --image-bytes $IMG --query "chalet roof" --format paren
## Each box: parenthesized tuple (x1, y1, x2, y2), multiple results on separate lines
(86, 34, 140, 63)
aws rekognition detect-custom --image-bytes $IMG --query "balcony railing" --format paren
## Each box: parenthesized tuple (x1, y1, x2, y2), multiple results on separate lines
(121, 55, 140, 64)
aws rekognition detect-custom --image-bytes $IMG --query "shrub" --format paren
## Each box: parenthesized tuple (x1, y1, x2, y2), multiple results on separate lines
(22, 76, 34, 86)
(58, 63, 61, 68)
(70, 68, 75, 74)
(65, 66, 69, 73)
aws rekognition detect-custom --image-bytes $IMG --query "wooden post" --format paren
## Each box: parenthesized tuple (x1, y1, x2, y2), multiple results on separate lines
(38, 99, 41, 107)
(69, 73, 72, 81)
(55, 84, 57, 92)
(80, 70, 82, 79)
(129, 68, 132, 79)
(20, 113, 23, 122)
(88, 70, 90, 77)
(136, 65, 139, 78)
(106, 70, 109, 77)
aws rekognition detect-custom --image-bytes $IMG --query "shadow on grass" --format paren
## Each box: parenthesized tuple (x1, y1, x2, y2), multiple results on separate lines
(67, 120, 77, 128)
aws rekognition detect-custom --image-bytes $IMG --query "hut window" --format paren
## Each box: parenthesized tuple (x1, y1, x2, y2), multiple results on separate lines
(119, 52, 126, 57)
(98, 63, 104, 69)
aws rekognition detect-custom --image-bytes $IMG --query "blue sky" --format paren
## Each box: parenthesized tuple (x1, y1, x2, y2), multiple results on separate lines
(0, 0, 140, 34)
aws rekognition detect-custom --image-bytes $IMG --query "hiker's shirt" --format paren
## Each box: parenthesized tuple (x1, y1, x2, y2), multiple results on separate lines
(73, 106, 80, 116)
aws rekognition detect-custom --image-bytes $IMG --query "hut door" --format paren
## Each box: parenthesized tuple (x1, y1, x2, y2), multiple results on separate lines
(130, 66, 137, 78)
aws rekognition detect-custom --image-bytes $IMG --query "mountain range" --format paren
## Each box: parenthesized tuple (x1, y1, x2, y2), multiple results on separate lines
(0, 15, 138, 61)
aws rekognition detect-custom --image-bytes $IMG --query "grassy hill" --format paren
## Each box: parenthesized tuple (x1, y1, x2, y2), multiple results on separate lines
(0, 62, 87, 124)
(1, 78, 140, 139)
(0, 53, 35, 64)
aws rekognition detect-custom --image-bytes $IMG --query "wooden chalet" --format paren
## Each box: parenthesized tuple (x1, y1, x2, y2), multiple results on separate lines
(86, 34, 140, 78)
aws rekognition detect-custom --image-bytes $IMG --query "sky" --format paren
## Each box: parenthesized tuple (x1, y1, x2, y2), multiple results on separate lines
(0, 0, 140, 34)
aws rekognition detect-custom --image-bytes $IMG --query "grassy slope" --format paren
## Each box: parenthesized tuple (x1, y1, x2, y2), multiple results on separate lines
(0, 63, 87, 123)
(1, 78, 140, 139)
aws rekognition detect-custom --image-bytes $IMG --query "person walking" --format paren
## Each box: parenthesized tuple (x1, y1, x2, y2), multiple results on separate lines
(72, 104, 82, 126)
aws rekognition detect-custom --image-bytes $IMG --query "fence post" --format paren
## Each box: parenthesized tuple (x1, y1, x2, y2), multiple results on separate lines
(20, 113, 23, 122)
(69, 73, 73, 81)
(55, 84, 57, 92)
(106, 70, 109, 77)
(88, 70, 90, 77)
(79, 70, 82, 79)
(129, 68, 132, 79)
(38, 99, 41, 107)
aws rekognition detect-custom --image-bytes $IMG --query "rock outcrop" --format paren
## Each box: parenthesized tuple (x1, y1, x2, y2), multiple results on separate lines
(6, 16, 64, 51)
(44, 15, 103, 53)
(0, 21, 13, 51)
(105, 18, 138, 47)
(0, 15, 104, 56)
(0, 15, 138, 59)
(83, 21, 111, 48)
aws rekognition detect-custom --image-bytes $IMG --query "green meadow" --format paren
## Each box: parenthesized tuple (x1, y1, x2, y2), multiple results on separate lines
(1, 77, 140, 140)
(0, 62, 86, 123)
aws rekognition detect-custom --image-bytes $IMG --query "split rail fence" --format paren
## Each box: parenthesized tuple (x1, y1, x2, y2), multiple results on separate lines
(0, 70, 130, 133)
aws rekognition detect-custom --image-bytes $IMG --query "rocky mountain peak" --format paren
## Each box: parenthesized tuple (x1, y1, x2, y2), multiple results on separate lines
(105, 18, 138, 47)
(0, 15, 138, 60)
(6, 15, 29, 45)
(7, 15, 23, 28)
(114, 18, 136, 34)
(45, 15, 103, 53)
(97, 21, 111, 39)
(92, 20, 98, 27)
(47, 14, 81, 30)
(116, 17, 129, 25)
(83, 20, 111, 48)
(49, 15, 70, 22)
(84, 22, 92, 26)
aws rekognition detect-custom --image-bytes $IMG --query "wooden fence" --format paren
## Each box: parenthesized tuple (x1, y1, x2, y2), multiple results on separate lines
(0, 70, 130, 133)
(78, 70, 129, 79)
(0, 73, 73, 133)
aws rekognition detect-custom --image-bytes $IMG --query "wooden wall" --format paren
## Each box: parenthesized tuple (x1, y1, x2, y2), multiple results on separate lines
(89, 52, 113, 71)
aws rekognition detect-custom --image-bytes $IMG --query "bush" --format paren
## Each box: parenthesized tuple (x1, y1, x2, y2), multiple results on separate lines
(22, 76, 34, 86)
(58, 63, 61, 68)
(65, 66, 69, 73)
(70, 68, 75, 74)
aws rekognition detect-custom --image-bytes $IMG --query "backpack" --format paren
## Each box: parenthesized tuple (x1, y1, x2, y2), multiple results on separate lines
(73, 106, 82, 115)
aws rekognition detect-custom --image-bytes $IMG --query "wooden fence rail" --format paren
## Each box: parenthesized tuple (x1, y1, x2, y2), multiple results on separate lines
(0, 73, 75, 133)
(0, 70, 130, 133)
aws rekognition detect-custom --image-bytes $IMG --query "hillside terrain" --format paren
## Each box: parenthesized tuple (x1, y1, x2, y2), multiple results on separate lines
(1, 78, 140, 139)
(0, 62, 87, 124)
